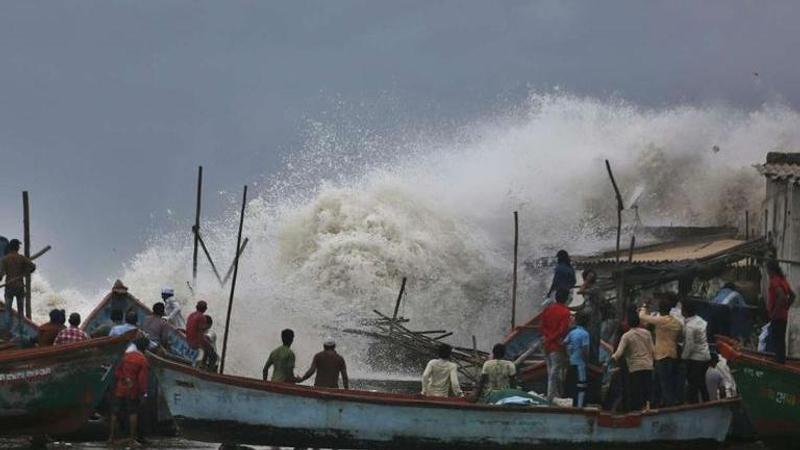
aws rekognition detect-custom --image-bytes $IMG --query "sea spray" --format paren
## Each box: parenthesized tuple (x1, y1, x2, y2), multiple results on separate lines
(33, 93, 800, 377)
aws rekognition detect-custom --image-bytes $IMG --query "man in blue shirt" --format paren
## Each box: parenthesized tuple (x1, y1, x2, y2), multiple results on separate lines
(563, 312, 590, 407)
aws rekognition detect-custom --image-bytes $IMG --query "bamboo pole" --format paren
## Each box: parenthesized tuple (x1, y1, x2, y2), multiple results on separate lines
(219, 185, 247, 374)
(745, 211, 750, 241)
(221, 238, 250, 285)
(511, 211, 519, 331)
(192, 166, 203, 288)
(392, 277, 407, 321)
(627, 235, 636, 263)
(605, 161, 624, 265)
(196, 233, 223, 286)
(22, 191, 31, 319)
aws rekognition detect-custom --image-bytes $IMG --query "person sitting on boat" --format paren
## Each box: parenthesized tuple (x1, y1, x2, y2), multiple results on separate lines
(110, 310, 140, 337)
(109, 336, 150, 445)
(472, 343, 516, 401)
(544, 250, 576, 305)
(37, 308, 66, 346)
(162, 287, 185, 329)
(142, 302, 171, 349)
(564, 312, 590, 407)
(421, 344, 463, 398)
(199, 315, 219, 371)
(711, 282, 747, 308)
(186, 300, 214, 362)
(263, 328, 298, 383)
(638, 299, 683, 407)
(705, 353, 726, 401)
(607, 308, 654, 411)
(298, 337, 349, 389)
(54, 312, 89, 345)
(541, 289, 571, 402)
(91, 308, 124, 338)
(682, 301, 711, 403)
(0, 238, 36, 338)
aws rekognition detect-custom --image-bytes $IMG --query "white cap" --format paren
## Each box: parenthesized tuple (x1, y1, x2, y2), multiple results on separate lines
(323, 337, 336, 347)
(161, 287, 174, 297)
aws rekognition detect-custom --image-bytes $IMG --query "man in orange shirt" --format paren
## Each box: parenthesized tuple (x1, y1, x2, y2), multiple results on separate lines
(109, 337, 150, 444)
(540, 289, 572, 401)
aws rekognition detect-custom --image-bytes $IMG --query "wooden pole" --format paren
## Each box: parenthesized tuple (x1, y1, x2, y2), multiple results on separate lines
(22, 191, 31, 319)
(196, 233, 223, 286)
(627, 235, 636, 263)
(745, 211, 750, 240)
(605, 160, 624, 265)
(511, 211, 519, 331)
(192, 166, 203, 288)
(221, 238, 250, 285)
(219, 185, 247, 374)
(392, 277, 407, 321)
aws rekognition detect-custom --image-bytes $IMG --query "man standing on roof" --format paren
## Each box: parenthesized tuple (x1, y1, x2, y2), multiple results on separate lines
(541, 289, 571, 402)
(545, 250, 575, 304)
(0, 239, 36, 338)
(298, 337, 349, 389)
(54, 313, 89, 345)
(162, 287, 185, 329)
(263, 329, 298, 383)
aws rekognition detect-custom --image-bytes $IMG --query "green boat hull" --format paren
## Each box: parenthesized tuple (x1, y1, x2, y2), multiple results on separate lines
(719, 340, 800, 437)
(0, 336, 130, 436)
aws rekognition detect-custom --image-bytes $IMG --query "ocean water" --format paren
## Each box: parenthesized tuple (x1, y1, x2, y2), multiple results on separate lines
(27, 94, 800, 383)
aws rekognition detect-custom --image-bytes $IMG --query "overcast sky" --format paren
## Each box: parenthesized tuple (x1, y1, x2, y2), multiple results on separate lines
(1, 0, 799, 289)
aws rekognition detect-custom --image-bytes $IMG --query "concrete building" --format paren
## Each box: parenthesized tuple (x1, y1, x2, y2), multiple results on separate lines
(757, 152, 800, 356)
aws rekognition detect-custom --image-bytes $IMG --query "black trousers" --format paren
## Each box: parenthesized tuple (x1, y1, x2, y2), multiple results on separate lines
(628, 370, 653, 411)
(685, 360, 709, 404)
(770, 319, 788, 364)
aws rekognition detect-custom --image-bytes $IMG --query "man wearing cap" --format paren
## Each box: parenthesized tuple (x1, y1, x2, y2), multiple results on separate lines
(298, 338, 349, 389)
(162, 287, 185, 329)
(0, 239, 36, 337)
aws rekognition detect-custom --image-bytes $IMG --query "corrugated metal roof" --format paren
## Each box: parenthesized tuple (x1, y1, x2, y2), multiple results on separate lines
(579, 237, 747, 266)
(757, 163, 800, 183)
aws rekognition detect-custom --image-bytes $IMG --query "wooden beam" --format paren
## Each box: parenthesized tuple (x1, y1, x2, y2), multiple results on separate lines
(192, 166, 203, 288)
(605, 160, 624, 265)
(627, 235, 636, 263)
(220, 185, 248, 374)
(511, 211, 519, 331)
(22, 191, 31, 319)
(221, 238, 250, 285)
(196, 233, 223, 286)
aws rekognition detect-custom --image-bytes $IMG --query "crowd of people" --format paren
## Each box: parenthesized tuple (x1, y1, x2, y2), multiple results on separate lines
(535, 249, 792, 412)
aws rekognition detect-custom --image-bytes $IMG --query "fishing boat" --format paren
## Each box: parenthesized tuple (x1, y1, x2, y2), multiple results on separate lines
(152, 353, 736, 449)
(0, 300, 39, 346)
(717, 336, 800, 438)
(0, 333, 132, 436)
(82, 289, 198, 364)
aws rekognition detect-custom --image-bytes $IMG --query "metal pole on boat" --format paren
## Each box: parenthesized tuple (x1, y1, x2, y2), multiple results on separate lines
(219, 184, 247, 374)
(511, 211, 519, 331)
(192, 165, 203, 289)
(745, 210, 750, 240)
(22, 191, 31, 319)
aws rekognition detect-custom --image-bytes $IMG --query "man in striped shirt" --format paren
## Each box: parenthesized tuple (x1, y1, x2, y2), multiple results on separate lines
(54, 313, 89, 345)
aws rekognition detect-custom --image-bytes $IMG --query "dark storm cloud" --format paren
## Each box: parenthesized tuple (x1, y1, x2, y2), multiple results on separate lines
(0, 0, 798, 287)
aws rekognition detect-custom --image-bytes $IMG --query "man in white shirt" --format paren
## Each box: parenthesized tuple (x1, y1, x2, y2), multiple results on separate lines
(682, 302, 711, 403)
(705, 353, 726, 401)
(162, 287, 185, 329)
(421, 344, 463, 398)
(473, 343, 516, 401)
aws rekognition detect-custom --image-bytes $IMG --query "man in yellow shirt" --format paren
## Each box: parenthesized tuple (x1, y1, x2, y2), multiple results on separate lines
(639, 299, 683, 406)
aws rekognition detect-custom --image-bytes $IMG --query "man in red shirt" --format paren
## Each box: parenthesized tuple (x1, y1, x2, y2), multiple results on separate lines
(185, 300, 208, 350)
(109, 337, 150, 444)
(767, 260, 793, 364)
(540, 289, 571, 401)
